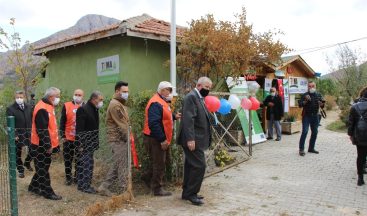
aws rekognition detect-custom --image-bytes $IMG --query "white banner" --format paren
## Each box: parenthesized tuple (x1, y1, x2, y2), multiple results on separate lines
(283, 79, 289, 113)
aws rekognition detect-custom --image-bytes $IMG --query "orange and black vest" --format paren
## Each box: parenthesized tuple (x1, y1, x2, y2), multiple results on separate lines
(143, 94, 173, 144)
(31, 100, 59, 148)
(64, 101, 81, 141)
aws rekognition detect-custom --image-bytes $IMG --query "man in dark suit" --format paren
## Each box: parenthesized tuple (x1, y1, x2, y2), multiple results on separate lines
(177, 77, 212, 206)
(6, 90, 34, 178)
(76, 91, 104, 194)
(263, 87, 284, 141)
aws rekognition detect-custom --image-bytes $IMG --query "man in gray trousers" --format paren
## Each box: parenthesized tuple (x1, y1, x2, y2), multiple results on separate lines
(177, 77, 212, 206)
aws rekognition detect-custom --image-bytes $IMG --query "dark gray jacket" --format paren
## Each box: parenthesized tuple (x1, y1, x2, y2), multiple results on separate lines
(177, 89, 211, 150)
(6, 102, 32, 146)
(348, 98, 367, 146)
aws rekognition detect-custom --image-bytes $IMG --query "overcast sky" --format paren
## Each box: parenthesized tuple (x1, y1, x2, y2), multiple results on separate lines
(1, 0, 367, 75)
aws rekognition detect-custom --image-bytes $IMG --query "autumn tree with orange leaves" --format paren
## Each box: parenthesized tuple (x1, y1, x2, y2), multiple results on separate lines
(176, 8, 291, 91)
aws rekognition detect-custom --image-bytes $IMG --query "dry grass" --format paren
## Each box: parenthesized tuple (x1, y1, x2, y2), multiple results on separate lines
(17, 154, 135, 216)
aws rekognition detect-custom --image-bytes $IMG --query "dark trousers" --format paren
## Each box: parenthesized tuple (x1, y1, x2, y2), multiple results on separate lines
(77, 150, 94, 190)
(356, 145, 367, 175)
(28, 149, 55, 196)
(63, 140, 78, 180)
(16, 143, 33, 173)
(182, 147, 206, 199)
(299, 115, 319, 151)
(142, 136, 166, 191)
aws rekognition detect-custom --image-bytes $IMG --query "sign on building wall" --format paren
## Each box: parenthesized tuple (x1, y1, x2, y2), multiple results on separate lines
(289, 77, 308, 94)
(264, 78, 272, 98)
(283, 79, 289, 113)
(97, 55, 120, 84)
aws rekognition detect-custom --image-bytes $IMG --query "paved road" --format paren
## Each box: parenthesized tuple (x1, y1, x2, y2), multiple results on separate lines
(114, 111, 367, 216)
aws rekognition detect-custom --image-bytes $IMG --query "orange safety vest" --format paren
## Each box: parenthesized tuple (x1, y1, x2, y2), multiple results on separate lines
(64, 101, 81, 141)
(31, 100, 59, 148)
(143, 94, 173, 144)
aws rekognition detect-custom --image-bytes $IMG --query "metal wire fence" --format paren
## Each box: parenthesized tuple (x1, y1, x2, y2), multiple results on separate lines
(205, 92, 252, 177)
(1, 119, 133, 216)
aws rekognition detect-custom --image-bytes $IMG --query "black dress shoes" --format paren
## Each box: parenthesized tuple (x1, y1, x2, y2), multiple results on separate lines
(182, 195, 204, 205)
(65, 178, 73, 186)
(25, 164, 34, 171)
(299, 150, 305, 156)
(267, 137, 273, 140)
(308, 149, 319, 154)
(44, 193, 62, 200)
(196, 194, 204, 199)
(153, 188, 172, 196)
(187, 196, 204, 205)
(78, 187, 97, 194)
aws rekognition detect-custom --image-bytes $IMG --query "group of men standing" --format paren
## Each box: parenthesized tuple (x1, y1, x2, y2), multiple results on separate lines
(263, 81, 325, 156)
(6, 75, 215, 207)
(7, 76, 330, 205)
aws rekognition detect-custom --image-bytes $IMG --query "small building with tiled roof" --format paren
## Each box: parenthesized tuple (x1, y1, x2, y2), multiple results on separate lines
(33, 14, 185, 96)
(247, 55, 316, 131)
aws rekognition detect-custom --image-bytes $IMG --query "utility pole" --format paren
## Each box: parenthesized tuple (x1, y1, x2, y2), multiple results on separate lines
(170, 0, 177, 95)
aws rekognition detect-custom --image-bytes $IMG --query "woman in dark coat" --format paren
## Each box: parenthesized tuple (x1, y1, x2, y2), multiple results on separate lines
(348, 87, 367, 186)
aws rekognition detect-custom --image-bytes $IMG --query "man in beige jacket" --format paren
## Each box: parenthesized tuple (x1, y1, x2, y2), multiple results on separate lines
(98, 81, 130, 196)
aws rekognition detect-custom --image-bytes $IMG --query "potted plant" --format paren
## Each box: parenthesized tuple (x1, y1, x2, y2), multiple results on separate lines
(281, 111, 302, 134)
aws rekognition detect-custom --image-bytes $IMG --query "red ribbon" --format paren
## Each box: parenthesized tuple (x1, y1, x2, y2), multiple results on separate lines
(130, 132, 139, 169)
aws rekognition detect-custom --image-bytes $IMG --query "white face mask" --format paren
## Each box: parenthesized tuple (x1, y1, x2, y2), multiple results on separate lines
(73, 95, 82, 104)
(15, 98, 24, 105)
(165, 93, 173, 101)
(121, 92, 129, 100)
(53, 97, 60, 106)
(309, 88, 316, 93)
(270, 92, 276, 97)
(96, 101, 103, 109)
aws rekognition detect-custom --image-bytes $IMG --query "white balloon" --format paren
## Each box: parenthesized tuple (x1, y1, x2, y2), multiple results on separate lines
(228, 94, 241, 109)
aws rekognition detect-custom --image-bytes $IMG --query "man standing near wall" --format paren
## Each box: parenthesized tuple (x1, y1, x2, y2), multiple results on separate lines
(98, 81, 130, 196)
(60, 89, 84, 185)
(76, 91, 104, 194)
(6, 90, 34, 178)
(141, 81, 181, 196)
(177, 77, 212, 206)
(28, 87, 62, 200)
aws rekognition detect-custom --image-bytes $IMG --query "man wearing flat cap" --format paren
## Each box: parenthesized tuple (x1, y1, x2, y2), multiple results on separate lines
(142, 81, 181, 196)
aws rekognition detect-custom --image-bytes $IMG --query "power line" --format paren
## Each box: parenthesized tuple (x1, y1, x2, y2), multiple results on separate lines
(289, 36, 367, 55)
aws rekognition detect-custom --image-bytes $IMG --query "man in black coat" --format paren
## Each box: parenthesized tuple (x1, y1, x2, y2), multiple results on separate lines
(298, 81, 325, 156)
(177, 77, 212, 206)
(6, 90, 34, 178)
(263, 87, 284, 141)
(76, 91, 104, 194)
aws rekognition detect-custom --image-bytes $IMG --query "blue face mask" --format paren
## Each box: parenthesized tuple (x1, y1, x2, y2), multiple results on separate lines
(121, 92, 129, 100)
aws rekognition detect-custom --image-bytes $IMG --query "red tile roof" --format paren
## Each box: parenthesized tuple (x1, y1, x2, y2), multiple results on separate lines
(34, 14, 186, 54)
(132, 18, 185, 37)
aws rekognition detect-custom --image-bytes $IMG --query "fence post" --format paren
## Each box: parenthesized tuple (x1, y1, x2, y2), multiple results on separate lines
(7, 116, 18, 216)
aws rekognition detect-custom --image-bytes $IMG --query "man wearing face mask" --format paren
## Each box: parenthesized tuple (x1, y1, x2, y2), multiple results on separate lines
(29, 87, 62, 200)
(141, 81, 181, 196)
(263, 87, 284, 141)
(178, 77, 212, 206)
(298, 81, 325, 156)
(59, 89, 84, 185)
(98, 81, 130, 196)
(6, 90, 34, 178)
(75, 91, 104, 194)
